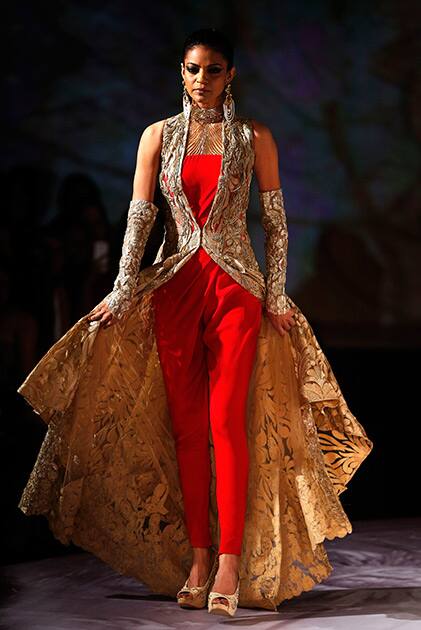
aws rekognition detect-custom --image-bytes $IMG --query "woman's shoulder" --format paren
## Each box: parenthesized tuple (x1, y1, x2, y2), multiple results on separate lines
(137, 118, 168, 155)
(245, 118, 278, 157)
(247, 118, 275, 142)
(142, 117, 167, 140)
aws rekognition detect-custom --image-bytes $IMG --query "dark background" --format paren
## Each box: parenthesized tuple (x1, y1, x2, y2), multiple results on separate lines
(2, 0, 420, 565)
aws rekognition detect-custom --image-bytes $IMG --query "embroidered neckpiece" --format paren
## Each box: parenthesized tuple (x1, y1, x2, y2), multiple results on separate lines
(190, 103, 223, 123)
(186, 103, 224, 155)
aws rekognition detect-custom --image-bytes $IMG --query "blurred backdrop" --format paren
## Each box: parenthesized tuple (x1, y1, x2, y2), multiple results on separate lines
(2, 0, 420, 565)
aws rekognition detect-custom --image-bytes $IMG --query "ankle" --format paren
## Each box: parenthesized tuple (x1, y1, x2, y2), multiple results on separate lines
(191, 546, 214, 570)
(217, 552, 240, 572)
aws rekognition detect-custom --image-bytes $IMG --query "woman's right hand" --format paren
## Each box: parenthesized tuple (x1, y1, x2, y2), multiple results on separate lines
(88, 301, 115, 328)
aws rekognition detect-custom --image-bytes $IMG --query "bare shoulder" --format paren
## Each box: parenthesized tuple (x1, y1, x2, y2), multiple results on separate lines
(249, 119, 278, 162)
(250, 119, 276, 144)
(137, 118, 167, 155)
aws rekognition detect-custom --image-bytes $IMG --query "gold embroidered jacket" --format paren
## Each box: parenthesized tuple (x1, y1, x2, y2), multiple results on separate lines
(104, 110, 290, 319)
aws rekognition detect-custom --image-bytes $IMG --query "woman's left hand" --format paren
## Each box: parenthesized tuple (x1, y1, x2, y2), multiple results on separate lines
(88, 301, 115, 328)
(266, 306, 297, 337)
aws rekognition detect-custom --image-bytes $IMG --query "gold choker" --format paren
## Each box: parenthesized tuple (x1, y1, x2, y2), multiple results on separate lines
(191, 103, 223, 124)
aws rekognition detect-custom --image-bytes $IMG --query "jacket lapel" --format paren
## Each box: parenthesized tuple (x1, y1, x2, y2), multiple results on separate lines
(174, 110, 232, 231)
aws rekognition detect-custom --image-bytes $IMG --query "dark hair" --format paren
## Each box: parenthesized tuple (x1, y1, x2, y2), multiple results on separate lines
(181, 28, 234, 71)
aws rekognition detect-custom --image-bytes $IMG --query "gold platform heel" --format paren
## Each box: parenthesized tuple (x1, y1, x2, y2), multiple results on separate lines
(176, 550, 218, 609)
(207, 571, 240, 617)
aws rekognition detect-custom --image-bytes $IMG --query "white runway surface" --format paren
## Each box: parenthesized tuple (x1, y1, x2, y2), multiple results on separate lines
(2, 517, 421, 629)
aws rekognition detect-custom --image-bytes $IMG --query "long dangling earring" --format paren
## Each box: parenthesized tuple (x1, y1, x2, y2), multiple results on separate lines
(223, 82, 235, 124)
(182, 80, 191, 119)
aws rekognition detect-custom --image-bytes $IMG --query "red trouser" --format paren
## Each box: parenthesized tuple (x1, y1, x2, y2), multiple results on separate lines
(152, 247, 262, 555)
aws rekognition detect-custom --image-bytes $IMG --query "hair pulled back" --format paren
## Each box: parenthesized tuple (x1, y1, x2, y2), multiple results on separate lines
(181, 28, 234, 71)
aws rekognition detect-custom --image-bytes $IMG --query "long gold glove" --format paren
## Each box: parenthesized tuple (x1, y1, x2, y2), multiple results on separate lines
(104, 198, 159, 319)
(259, 188, 289, 315)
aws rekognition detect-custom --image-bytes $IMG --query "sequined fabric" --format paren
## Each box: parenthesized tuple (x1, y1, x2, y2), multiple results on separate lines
(17, 108, 373, 610)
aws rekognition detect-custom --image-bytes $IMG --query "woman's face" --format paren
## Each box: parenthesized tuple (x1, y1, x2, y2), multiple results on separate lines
(181, 45, 236, 109)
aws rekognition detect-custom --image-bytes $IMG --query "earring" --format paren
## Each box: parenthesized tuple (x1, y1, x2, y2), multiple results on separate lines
(223, 82, 235, 124)
(182, 81, 191, 119)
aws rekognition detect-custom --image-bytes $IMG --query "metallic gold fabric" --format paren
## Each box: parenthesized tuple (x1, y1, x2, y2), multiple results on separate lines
(185, 117, 223, 154)
(103, 199, 159, 319)
(17, 108, 373, 610)
(260, 188, 289, 315)
(122, 110, 268, 305)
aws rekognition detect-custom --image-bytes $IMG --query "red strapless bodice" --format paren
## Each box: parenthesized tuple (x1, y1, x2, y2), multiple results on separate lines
(181, 154, 222, 229)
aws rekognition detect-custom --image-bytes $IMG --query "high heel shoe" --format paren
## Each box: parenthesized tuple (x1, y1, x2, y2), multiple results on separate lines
(176, 551, 218, 609)
(207, 571, 240, 617)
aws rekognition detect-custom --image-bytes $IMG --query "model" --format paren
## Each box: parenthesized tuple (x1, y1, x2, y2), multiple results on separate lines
(17, 28, 373, 617)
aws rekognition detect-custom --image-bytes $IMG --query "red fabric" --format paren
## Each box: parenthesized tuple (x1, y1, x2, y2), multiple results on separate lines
(181, 154, 222, 228)
(152, 154, 262, 554)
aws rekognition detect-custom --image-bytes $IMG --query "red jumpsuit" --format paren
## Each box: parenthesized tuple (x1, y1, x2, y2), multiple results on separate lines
(152, 153, 262, 555)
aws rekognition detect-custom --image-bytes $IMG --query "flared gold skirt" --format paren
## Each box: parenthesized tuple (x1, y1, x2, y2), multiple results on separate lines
(17, 290, 373, 610)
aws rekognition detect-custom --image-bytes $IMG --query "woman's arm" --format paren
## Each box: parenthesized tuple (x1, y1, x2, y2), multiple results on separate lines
(251, 119, 296, 335)
(132, 120, 165, 199)
(89, 120, 165, 326)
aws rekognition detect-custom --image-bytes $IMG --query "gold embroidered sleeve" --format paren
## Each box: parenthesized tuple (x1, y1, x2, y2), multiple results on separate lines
(259, 188, 289, 315)
(104, 199, 159, 319)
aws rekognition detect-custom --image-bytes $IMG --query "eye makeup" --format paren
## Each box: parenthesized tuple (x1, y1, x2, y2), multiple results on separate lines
(186, 64, 223, 75)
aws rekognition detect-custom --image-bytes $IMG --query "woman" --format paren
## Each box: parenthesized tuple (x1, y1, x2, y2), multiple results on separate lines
(17, 28, 373, 617)
(93, 28, 297, 616)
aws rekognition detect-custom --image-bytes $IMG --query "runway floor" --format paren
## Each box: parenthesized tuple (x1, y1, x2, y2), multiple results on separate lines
(2, 517, 421, 629)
